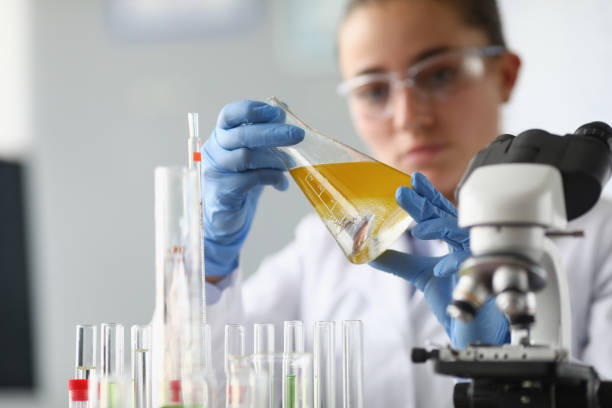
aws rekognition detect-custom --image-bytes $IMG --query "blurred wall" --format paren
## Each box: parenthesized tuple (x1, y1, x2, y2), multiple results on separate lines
(499, 0, 612, 198)
(1, 0, 611, 407)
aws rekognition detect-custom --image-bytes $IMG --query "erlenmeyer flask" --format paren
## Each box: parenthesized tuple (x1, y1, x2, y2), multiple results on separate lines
(268, 97, 414, 264)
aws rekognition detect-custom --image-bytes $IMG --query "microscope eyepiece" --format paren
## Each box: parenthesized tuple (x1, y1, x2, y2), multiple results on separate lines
(574, 121, 612, 151)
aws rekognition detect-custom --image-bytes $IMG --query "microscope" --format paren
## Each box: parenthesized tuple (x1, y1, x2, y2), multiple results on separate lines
(412, 122, 612, 407)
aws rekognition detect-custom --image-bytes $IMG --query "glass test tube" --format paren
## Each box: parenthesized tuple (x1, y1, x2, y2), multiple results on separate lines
(225, 324, 246, 408)
(225, 324, 246, 373)
(314, 321, 336, 408)
(254, 323, 275, 353)
(100, 323, 125, 408)
(69, 379, 91, 408)
(132, 325, 151, 408)
(283, 321, 304, 408)
(75, 324, 97, 379)
(283, 321, 304, 353)
(101, 323, 124, 378)
(234, 353, 313, 408)
(342, 321, 363, 408)
(254, 323, 275, 408)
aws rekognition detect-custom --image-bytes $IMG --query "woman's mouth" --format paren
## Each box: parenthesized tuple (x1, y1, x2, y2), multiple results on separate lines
(401, 144, 448, 166)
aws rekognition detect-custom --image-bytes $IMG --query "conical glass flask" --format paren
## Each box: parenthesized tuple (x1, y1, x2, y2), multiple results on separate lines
(268, 97, 414, 264)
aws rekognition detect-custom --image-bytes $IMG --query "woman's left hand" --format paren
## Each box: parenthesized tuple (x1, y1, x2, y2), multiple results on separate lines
(369, 172, 510, 348)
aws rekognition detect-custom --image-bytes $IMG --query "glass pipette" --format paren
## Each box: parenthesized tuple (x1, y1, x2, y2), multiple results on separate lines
(187, 112, 207, 326)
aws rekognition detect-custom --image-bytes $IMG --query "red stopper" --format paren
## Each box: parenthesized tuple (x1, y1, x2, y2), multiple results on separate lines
(193, 152, 202, 162)
(170, 380, 181, 403)
(68, 379, 89, 402)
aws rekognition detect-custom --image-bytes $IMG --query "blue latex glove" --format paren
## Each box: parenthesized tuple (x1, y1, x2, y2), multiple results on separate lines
(369, 172, 510, 348)
(202, 100, 304, 277)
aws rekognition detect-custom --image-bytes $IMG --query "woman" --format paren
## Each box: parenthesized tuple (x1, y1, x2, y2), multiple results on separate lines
(202, 1, 612, 406)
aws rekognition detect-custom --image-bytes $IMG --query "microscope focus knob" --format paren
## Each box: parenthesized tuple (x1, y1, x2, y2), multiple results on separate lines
(411, 348, 439, 363)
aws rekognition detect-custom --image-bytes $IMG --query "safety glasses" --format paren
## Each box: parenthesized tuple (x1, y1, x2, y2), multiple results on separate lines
(337, 46, 506, 121)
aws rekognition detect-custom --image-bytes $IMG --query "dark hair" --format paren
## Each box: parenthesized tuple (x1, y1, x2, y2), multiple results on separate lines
(342, 0, 506, 47)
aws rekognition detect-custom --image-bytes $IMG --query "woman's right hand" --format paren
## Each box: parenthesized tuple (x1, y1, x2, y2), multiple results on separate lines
(202, 100, 305, 279)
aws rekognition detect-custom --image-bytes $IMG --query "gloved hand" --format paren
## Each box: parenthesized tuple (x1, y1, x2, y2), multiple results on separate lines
(202, 100, 304, 277)
(369, 172, 510, 348)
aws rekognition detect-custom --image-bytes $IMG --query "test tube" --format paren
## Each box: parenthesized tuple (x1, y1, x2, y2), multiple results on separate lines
(69, 379, 90, 408)
(225, 324, 246, 407)
(254, 323, 275, 408)
(342, 321, 363, 408)
(225, 324, 246, 373)
(314, 321, 336, 408)
(283, 321, 304, 353)
(71, 325, 95, 408)
(99, 323, 125, 408)
(283, 321, 304, 408)
(100, 323, 124, 378)
(131, 325, 151, 408)
(254, 323, 275, 354)
(75, 324, 97, 380)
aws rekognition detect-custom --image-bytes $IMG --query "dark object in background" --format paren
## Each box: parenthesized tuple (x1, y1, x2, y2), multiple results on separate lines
(0, 160, 34, 389)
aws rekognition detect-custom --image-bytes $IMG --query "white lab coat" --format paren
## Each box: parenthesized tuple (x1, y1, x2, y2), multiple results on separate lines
(207, 197, 612, 408)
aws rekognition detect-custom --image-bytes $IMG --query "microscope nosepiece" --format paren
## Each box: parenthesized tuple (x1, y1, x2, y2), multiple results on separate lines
(447, 301, 477, 322)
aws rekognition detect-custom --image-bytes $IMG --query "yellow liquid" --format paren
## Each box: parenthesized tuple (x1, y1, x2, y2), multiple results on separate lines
(289, 161, 413, 264)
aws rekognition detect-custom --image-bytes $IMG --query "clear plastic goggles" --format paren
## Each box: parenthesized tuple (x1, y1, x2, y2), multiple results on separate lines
(337, 46, 506, 121)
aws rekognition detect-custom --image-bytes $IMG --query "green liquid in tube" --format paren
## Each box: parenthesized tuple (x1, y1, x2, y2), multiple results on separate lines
(286, 375, 296, 408)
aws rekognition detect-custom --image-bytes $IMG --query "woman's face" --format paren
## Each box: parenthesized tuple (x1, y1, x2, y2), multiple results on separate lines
(338, 0, 519, 199)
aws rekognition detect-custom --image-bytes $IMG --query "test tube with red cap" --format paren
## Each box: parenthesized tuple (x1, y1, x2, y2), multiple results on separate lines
(69, 379, 90, 408)
(68, 324, 96, 407)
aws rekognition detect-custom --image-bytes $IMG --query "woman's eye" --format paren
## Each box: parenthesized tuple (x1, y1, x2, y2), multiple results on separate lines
(354, 83, 390, 104)
(419, 66, 458, 90)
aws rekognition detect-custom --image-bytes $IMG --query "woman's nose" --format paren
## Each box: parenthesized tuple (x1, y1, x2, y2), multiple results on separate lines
(391, 87, 434, 130)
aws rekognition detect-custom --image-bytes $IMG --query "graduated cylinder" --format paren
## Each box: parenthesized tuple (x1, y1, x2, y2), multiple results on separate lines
(151, 166, 210, 408)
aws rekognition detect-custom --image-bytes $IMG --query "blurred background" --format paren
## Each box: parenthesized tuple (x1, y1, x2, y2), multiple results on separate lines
(0, 0, 610, 406)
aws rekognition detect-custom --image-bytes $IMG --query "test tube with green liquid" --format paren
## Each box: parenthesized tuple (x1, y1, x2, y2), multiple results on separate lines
(283, 321, 304, 408)
(100, 323, 126, 408)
